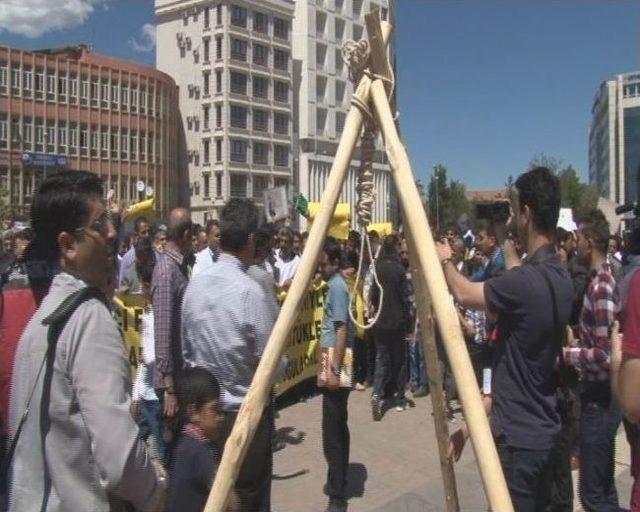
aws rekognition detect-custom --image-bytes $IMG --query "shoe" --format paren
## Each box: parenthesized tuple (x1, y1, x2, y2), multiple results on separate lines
(325, 497, 348, 512)
(371, 395, 382, 421)
(395, 397, 408, 412)
(412, 386, 428, 398)
(355, 382, 367, 391)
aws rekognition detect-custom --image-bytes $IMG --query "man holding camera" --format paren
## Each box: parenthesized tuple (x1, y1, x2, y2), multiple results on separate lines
(437, 167, 573, 510)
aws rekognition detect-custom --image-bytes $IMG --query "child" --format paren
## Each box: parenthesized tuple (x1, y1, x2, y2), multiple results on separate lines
(167, 367, 239, 512)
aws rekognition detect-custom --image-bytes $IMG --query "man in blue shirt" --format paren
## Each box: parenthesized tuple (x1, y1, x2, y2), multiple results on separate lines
(319, 237, 354, 512)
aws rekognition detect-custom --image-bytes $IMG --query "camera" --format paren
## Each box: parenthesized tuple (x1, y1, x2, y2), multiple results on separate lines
(475, 201, 510, 224)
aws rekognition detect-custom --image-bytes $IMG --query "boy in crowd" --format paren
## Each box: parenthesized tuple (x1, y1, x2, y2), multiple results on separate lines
(168, 366, 239, 512)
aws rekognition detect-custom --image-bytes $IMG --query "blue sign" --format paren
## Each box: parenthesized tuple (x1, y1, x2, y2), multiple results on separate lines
(21, 152, 68, 168)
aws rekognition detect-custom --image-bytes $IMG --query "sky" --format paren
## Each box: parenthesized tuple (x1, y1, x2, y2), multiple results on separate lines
(0, 0, 637, 190)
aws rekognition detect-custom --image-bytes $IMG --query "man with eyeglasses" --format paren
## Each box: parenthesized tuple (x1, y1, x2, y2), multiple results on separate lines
(192, 219, 221, 277)
(8, 171, 166, 512)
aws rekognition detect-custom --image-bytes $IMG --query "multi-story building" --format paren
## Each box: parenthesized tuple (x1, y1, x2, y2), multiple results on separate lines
(156, 0, 295, 224)
(292, 0, 397, 229)
(0, 45, 180, 216)
(589, 71, 640, 205)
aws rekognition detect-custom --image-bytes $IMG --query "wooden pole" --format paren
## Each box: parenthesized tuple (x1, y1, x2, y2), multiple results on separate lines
(204, 24, 393, 512)
(405, 230, 460, 511)
(369, 79, 514, 511)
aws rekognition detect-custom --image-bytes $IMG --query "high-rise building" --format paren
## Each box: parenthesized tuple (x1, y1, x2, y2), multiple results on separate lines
(292, 0, 397, 229)
(0, 45, 179, 216)
(156, 0, 295, 224)
(589, 71, 640, 205)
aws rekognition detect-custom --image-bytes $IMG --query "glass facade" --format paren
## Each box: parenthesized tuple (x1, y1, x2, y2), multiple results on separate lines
(624, 106, 640, 203)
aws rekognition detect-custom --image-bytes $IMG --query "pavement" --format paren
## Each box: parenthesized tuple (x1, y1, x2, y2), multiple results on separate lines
(272, 388, 633, 512)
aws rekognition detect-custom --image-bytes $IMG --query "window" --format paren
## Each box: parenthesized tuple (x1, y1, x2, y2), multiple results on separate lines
(35, 121, 44, 151)
(80, 125, 88, 149)
(110, 130, 118, 158)
(253, 44, 268, 66)
(216, 139, 222, 162)
(58, 122, 67, 148)
(11, 68, 20, 95)
(217, 4, 222, 25)
(231, 38, 247, 61)
(81, 79, 89, 104)
(0, 116, 7, 148)
(274, 145, 288, 166)
(203, 105, 210, 130)
(70, 76, 78, 100)
(253, 12, 268, 33)
(23, 70, 32, 94)
(274, 113, 288, 134)
(253, 175, 269, 198)
(231, 5, 247, 27)
(381, 7, 388, 21)
(335, 49, 344, 74)
(58, 76, 67, 100)
(252, 75, 268, 98)
(216, 36, 222, 59)
(230, 139, 247, 162)
(230, 173, 247, 197)
(204, 6, 210, 28)
(274, 49, 289, 71)
(203, 138, 210, 164)
(216, 70, 222, 93)
(274, 177, 288, 193)
(216, 104, 222, 128)
(253, 109, 268, 131)
(204, 38, 210, 62)
(335, 18, 345, 40)
(101, 130, 108, 157)
(335, 80, 346, 104)
(316, 43, 327, 69)
(230, 104, 247, 128)
(47, 73, 57, 100)
(47, 125, 55, 151)
(316, 11, 326, 37)
(10, 117, 20, 148)
(122, 85, 129, 109)
(120, 130, 128, 159)
(101, 81, 109, 107)
(130, 131, 138, 159)
(316, 75, 327, 102)
(131, 88, 138, 113)
(203, 71, 210, 95)
(140, 89, 147, 113)
(353, 0, 363, 16)
(23, 119, 33, 148)
(0, 66, 7, 94)
(274, 18, 288, 40)
(90, 79, 99, 106)
(230, 71, 247, 95)
(140, 132, 146, 159)
(111, 83, 120, 109)
(35, 72, 45, 99)
(91, 128, 99, 157)
(253, 143, 268, 165)
(274, 80, 288, 102)
(353, 24, 363, 41)
(317, 107, 327, 133)
(204, 173, 210, 197)
(216, 172, 222, 196)
(336, 111, 346, 133)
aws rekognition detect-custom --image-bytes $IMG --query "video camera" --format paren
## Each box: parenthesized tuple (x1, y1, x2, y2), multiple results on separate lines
(475, 201, 510, 224)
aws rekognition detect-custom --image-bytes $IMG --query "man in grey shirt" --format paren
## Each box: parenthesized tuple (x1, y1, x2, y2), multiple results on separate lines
(182, 198, 277, 512)
(8, 171, 165, 512)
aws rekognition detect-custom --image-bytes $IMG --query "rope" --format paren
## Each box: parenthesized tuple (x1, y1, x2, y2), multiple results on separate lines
(341, 37, 396, 331)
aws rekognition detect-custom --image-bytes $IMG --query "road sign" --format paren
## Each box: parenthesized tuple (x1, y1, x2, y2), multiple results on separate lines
(21, 152, 68, 168)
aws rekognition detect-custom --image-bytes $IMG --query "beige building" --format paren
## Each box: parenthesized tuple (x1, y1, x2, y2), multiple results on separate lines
(155, 0, 295, 224)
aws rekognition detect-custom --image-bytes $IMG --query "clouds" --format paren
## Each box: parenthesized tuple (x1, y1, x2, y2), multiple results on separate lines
(129, 23, 156, 53)
(0, 0, 109, 38)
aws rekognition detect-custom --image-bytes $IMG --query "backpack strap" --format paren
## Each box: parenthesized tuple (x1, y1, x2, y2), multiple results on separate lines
(3, 285, 107, 482)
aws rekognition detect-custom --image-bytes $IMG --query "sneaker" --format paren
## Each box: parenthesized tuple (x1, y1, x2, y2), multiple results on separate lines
(371, 395, 382, 422)
(325, 498, 348, 512)
(355, 382, 367, 391)
(395, 397, 407, 412)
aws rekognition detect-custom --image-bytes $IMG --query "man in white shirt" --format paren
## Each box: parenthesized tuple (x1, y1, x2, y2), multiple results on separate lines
(274, 227, 300, 288)
(192, 219, 221, 277)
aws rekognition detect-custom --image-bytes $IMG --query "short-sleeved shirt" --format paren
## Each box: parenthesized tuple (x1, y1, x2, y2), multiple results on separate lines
(320, 272, 355, 349)
(484, 245, 573, 450)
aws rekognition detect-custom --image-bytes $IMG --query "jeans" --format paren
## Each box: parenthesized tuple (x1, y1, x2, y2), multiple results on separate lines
(217, 407, 273, 512)
(495, 436, 553, 511)
(407, 337, 427, 390)
(322, 388, 350, 500)
(137, 399, 166, 465)
(579, 393, 622, 512)
(372, 329, 406, 399)
(353, 337, 368, 385)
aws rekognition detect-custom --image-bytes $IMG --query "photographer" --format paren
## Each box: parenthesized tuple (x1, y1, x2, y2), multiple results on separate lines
(437, 167, 573, 510)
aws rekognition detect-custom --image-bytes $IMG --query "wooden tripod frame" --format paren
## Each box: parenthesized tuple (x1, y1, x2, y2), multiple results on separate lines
(205, 12, 513, 512)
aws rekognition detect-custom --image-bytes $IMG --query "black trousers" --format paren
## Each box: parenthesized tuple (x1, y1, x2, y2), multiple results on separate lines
(217, 408, 273, 512)
(322, 388, 351, 500)
(372, 328, 406, 399)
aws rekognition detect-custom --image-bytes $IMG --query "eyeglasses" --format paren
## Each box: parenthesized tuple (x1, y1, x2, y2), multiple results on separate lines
(75, 211, 111, 238)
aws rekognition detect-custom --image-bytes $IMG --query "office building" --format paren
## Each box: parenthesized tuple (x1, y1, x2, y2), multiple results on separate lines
(155, 0, 295, 224)
(0, 45, 180, 215)
(589, 71, 640, 205)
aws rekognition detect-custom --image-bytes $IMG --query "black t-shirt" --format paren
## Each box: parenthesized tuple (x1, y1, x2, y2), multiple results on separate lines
(484, 245, 573, 450)
(167, 434, 219, 512)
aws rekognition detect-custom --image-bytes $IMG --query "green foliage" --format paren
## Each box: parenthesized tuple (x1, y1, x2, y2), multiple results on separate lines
(426, 164, 471, 233)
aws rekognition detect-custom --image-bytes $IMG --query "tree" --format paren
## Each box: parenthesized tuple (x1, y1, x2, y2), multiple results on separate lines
(426, 164, 471, 233)
(528, 154, 598, 220)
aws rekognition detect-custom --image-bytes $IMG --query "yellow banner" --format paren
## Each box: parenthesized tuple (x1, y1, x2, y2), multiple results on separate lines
(307, 202, 351, 240)
(113, 295, 145, 380)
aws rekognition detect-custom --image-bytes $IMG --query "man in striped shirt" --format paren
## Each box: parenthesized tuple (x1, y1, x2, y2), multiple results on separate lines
(564, 209, 621, 511)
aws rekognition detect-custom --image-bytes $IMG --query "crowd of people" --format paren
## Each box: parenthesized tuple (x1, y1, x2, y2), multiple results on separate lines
(0, 165, 639, 512)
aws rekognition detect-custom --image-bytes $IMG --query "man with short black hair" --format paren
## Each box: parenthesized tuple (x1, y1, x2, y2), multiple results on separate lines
(182, 198, 277, 512)
(437, 167, 573, 510)
(565, 209, 621, 511)
(274, 226, 300, 288)
(8, 171, 165, 511)
(192, 219, 221, 277)
(152, 208, 193, 420)
(470, 220, 505, 282)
